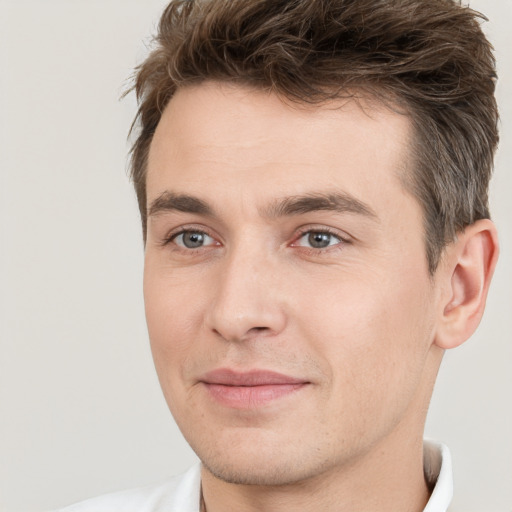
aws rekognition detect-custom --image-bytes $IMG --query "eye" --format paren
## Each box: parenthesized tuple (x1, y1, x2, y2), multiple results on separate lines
(172, 230, 217, 249)
(295, 230, 342, 249)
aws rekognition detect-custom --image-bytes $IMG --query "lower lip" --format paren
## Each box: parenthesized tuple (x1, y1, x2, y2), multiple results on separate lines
(203, 383, 306, 408)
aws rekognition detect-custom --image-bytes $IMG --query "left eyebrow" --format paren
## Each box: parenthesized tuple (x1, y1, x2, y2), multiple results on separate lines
(263, 191, 379, 221)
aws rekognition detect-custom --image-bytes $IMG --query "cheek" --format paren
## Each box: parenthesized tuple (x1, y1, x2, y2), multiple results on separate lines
(143, 264, 206, 380)
(296, 268, 435, 409)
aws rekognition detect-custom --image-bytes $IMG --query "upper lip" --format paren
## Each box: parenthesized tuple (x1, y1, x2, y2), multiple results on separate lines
(200, 368, 308, 386)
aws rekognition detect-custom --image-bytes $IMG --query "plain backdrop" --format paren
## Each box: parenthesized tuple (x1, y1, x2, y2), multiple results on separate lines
(0, 1, 510, 511)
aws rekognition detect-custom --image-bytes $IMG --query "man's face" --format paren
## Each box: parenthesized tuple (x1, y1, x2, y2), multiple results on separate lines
(144, 82, 441, 485)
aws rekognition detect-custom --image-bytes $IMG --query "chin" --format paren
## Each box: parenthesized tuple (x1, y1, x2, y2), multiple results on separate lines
(192, 431, 333, 487)
(201, 456, 318, 486)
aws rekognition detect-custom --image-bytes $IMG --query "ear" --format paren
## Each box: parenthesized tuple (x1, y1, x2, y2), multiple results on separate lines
(434, 219, 499, 350)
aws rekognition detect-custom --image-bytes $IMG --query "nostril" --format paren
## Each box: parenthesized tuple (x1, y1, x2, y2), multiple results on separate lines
(211, 325, 271, 343)
(245, 326, 272, 337)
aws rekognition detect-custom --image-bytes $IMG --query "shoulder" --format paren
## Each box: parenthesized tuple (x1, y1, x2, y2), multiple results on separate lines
(56, 464, 201, 512)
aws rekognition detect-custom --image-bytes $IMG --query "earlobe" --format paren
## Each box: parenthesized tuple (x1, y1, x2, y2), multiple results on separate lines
(434, 219, 499, 350)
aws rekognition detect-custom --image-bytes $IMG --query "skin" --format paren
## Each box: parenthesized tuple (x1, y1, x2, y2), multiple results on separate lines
(143, 82, 498, 512)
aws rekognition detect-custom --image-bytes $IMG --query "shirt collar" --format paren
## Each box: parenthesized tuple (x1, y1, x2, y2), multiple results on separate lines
(422, 440, 453, 512)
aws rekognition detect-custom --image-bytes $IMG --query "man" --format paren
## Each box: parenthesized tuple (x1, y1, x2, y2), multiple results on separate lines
(59, 0, 499, 510)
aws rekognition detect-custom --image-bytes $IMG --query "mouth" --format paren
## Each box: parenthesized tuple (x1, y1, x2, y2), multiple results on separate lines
(199, 368, 309, 409)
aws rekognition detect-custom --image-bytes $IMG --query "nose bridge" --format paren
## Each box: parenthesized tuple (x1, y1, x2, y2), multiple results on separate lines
(205, 234, 286, 342)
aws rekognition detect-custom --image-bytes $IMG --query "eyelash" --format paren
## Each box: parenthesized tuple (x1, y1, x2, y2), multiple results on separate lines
(161, 226, 351, 254)
(161, 225, 218, 249)
(291, 226, 350, 254)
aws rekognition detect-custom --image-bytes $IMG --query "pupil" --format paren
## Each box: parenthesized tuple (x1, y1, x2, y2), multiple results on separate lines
(308, 232, 330, 248)
(184, 232, 204, 248)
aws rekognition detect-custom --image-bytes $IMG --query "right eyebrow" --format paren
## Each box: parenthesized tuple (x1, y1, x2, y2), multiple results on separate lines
(147, 192, 214, 217)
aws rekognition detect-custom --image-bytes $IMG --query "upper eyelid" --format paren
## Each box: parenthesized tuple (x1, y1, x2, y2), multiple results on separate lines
(164, 224, 218, 242)
(293, 225, 351, 242)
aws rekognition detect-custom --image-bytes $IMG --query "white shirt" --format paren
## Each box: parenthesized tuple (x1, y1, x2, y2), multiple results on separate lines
(57, 441, 452, 512)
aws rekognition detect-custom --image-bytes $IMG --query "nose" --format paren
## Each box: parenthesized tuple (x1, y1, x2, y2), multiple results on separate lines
(204, 244, 287, 343)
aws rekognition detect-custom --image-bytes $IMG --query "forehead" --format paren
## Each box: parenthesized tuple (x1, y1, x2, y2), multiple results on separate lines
(151, 83, 411, 155)
(147, 82, 415, 217)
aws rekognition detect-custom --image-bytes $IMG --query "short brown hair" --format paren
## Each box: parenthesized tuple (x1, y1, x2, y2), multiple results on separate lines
(129, 0, 498, 273)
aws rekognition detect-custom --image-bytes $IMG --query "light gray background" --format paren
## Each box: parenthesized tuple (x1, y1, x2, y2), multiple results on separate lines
(0, 1, 510, 511)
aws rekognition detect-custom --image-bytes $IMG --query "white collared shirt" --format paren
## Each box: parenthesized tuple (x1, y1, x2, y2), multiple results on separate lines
(57, 441, 453, 512)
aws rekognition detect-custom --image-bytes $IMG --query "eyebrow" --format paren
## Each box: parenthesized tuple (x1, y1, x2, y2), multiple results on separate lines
(264, 192, 378, 220)
(147, 190, 378, 221)
(148, 192, 213, 217)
